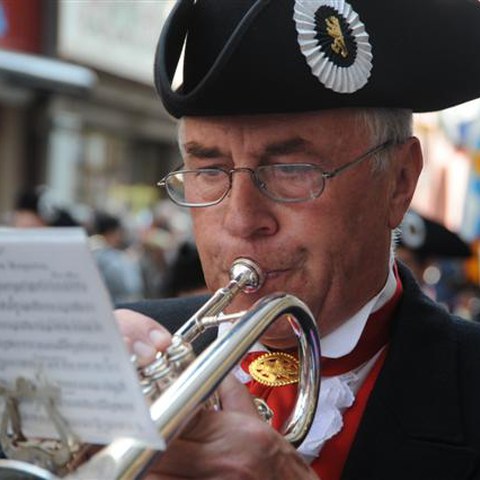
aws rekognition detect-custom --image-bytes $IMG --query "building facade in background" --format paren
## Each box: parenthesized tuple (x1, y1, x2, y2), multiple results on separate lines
(0, 0, 178, 225)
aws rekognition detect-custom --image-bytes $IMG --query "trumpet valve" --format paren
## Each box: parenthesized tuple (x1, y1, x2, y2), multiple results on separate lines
(140, 353, 175, 399)
(166, 336, 195, 375)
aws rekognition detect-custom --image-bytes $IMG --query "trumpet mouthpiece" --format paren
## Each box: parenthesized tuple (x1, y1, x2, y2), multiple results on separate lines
(229, 258, 265, 293)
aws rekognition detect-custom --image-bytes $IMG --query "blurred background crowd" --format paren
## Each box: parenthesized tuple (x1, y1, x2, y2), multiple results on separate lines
(1, 0, 480, 320)
(4, 183, 208, 303)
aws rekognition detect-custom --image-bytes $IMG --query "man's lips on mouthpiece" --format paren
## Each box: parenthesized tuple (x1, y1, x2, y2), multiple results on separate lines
(265, 269, 289, 280)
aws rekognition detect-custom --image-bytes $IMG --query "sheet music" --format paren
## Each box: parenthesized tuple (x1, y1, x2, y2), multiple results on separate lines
(0, 227, 163, 448)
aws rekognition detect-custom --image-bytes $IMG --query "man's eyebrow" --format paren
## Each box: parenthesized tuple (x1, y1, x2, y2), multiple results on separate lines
(183, 141, 226, 159)
(262, 137, 312, 157)
(183, 137, 313, 160)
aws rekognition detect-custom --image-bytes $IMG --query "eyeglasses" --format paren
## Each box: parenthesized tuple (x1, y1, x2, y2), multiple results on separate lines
(158, 140, 394, 207)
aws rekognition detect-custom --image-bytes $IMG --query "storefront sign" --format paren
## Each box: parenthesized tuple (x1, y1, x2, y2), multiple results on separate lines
(57, 0, 174, 84)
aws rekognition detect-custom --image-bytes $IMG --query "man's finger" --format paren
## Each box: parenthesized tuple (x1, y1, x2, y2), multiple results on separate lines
(115, 309, 172, 365)
(218, 374, 259, 416)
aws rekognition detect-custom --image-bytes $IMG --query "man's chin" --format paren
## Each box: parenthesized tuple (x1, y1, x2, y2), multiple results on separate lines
(260, 322, 298, 350)
(224, 292, 263, 313)
(260, 334, 298, 351)
(222, 294, 302, 349)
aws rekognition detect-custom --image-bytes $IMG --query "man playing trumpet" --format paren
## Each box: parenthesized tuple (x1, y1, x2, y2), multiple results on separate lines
(118, 0, 480, 478)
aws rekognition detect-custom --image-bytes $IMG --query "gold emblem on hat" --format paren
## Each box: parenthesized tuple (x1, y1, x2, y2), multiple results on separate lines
(326, 16, 348, 58)
(249, 352, 299, 387)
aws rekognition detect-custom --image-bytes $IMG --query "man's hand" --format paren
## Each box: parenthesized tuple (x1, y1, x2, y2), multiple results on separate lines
(115, 308, 172, 366)
(115, 308, 317, 479)
(144, 374, 317, 479)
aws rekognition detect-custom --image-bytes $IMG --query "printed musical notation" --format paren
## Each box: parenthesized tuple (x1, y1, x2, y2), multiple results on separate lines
(0, 228, 162, 447)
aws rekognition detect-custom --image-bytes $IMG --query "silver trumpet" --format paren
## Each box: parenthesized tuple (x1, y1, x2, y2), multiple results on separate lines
(0, 258, 321, 480)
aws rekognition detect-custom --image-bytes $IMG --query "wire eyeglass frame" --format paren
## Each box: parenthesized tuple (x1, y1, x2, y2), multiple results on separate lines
(157, 139, 394, 207)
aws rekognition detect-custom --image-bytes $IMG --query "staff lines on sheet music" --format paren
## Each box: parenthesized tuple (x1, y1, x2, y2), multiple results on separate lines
(0, 280, 88, 293)
(0, 356, 119, 374)
(0, 338, 112, 354)
(0, 297, 96, 315)
(19, 411, 145, 436)
(0, 318, 103, 333)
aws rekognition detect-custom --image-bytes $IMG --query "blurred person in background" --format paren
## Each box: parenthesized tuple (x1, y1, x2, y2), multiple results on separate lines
(397, 209, 472, 307)
(90, 211, 145, 304)
(138, 228, 171, 299)
(137, 204, 177, 299)
(160, 240, 208, 298)
(11, 186, 78, 228)
(452, 282, 480, 322)
(136, 199, 198, 299)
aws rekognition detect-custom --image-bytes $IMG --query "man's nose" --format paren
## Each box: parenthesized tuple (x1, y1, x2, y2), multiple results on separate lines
(221, 169, 278, 239)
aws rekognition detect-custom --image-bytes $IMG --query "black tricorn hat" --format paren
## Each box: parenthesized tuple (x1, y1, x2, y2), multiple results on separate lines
(155, 0, 480, 118)
(399, 210, 472, 259)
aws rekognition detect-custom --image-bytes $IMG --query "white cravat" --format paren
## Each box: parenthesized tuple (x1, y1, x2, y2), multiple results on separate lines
(297, 349, 384, 463)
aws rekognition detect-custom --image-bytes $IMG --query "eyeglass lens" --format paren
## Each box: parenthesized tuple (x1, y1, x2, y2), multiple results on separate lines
(257, 165, 325, 201)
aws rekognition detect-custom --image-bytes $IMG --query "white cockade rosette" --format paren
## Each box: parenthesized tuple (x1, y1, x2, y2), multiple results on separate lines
(293, 0, 373, 93)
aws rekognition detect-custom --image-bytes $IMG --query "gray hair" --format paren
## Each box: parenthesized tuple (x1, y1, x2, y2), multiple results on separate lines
(354, 108, 415, 251)
(355, 108, 413, 171)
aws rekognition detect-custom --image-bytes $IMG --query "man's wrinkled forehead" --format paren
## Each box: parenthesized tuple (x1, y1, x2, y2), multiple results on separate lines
(178, 109, 368, 160)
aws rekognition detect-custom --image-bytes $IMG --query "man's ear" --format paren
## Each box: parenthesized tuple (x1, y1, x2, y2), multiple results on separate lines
(387, 137, 423, 229)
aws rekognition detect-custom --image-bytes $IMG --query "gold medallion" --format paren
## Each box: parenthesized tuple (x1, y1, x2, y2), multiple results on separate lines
(249, 352, 299, 387)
